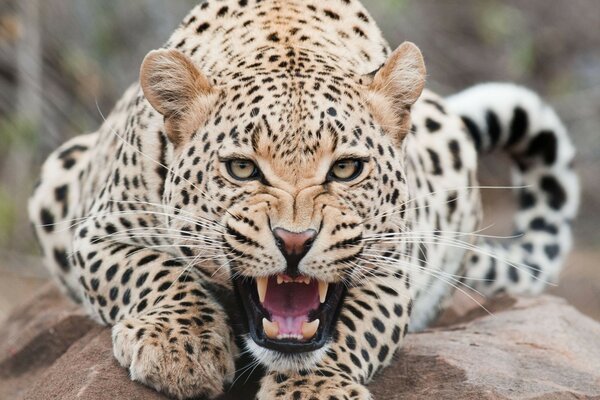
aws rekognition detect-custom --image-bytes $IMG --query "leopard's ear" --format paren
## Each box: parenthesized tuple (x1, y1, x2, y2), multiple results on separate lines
(140, 49, 218, 146)
(366, 42, 426, 139)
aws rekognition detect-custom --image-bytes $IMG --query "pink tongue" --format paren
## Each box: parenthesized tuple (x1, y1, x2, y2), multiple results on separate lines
(263, 277, 320, 335)
(271, 315, 307, 335)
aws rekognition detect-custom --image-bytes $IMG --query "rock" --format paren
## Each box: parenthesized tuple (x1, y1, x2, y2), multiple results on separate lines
(372, 295, 600, 399)
(1, 284, 600, 400)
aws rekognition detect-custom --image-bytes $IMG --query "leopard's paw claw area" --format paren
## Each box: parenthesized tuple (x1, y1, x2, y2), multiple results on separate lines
(112, 319, 235, 400)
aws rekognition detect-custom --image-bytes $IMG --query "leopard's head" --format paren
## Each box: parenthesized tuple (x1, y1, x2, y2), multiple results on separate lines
(140, 42, 425, 371)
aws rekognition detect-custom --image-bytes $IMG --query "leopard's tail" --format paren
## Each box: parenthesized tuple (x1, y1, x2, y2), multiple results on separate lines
(445, 83, 579, 295)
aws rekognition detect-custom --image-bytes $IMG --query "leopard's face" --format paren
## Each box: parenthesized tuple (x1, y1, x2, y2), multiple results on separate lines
(143, 42, 424, 371)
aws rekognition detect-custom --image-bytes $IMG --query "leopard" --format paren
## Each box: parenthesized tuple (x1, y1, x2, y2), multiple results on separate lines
(28, 0, 579, 399)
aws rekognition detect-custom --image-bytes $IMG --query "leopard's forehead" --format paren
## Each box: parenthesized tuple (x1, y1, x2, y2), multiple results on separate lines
(167, 0, 390, 81)
(165, 0, 394, 179)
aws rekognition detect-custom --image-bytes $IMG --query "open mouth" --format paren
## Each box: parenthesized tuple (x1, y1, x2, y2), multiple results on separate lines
(234, 274, 345, 353)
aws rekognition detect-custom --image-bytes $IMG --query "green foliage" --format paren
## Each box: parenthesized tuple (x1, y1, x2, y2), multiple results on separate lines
(0, 187, 17, 247)
(0, 115, 39, 152)
(476, 0, 534, 75)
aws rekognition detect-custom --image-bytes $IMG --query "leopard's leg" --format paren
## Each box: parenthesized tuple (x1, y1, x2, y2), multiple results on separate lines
(29, 133, 98, 303)
(73, 230, 237, 400)
(255, 276, 411, 400)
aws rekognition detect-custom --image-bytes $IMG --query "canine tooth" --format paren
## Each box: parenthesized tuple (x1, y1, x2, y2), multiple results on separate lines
(262, 318, 279, 339)
(303, 276, 310, 285)
(318, 281, 329, 303)
(301, 319, 320, 340)
(277, 275, 283, 285)
(257, 277, 268, 303)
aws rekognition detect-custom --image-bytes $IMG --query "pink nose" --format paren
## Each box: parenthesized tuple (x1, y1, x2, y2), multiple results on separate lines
(273, 228, 317, 256)
(272, 228, 317, 276)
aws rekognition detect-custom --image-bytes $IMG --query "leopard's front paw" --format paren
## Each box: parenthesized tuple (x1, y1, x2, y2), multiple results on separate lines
(112, 318, 236, 399)
(256, 372, 371, 400)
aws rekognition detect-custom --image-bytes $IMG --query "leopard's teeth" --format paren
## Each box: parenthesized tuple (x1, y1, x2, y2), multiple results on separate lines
(301, 319, 320, 340)
(276, 275, 284, 285)
(262, 318, 279, 339)
(318, 281, 329, 303)
(256, 277, 268, 303)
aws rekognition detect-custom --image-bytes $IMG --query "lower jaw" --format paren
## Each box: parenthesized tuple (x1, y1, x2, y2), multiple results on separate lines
(243, 336, 331, 372)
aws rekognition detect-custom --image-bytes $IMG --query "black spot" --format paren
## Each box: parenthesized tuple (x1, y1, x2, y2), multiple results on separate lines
(426, 149, 442, 175)
(345, 335, 357, 350)
(324, 9, 340, 20)
(424, 99, 446, 114)
(377, 345, 389, 362)
(89, 259, 102, 274)
(544, 244, 560, 260)
(350, 353, 362, 368)
(53, 248, 70, 272)
(485, 258, 497, 284)
(508, 265, 519, 283)
(391, 326, 401, 344)
(425, 118, 441, 133)
(138, 254, 160, 266)
(121, 268, 133, 285)
(196, 22, 210, 34)
(506, 107, 528, 147)
(216, 6, 228, 17)
(62, 159, 76, 169)
(526, 130, 557, 165)
(485, 110, 501, 148)
(364, 332, 377, 348)
(54, 184, 68, 202)
(136, 272, 149, 288)
(137, 299, 148, 313)
(163, 259, 183, 268)
(519, 190, 536, 209)
(339, 315, 355, 331)
(136, 328, 146, 340)
(448, 140, 462, 170)
(461, 116, 481, 151)
(372, 318, 385, 333)
(528, 263, 542, 278)
(158, 281, 173, 292)
(40, 209, 55, 233)
(530, 218, 558, 234)
(393, 304, 403, 317)
(540, 175, 567, 210)
(184, 342, 194, 354)
(105, 223, 117, 235)
(105, 264, 118, 281)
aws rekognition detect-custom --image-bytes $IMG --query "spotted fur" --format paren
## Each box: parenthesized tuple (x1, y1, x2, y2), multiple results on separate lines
(29, 1, 578, 399)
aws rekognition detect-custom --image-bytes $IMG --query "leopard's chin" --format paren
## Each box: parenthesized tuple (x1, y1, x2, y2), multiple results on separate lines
(233, 274, 346, 354)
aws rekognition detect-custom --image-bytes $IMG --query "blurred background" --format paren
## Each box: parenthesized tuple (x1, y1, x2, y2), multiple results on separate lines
(0, 0, 598, 321)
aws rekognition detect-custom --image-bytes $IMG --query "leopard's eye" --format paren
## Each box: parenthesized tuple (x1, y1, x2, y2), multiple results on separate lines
(328, 159, 364, 182)
(226, 159, 259, 181)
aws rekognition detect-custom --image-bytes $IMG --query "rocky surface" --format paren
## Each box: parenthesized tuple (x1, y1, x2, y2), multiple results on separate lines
(1, 285, 600, 400)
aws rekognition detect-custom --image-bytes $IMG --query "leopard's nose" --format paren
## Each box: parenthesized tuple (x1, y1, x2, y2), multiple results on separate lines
(272, 228, 317, 277)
